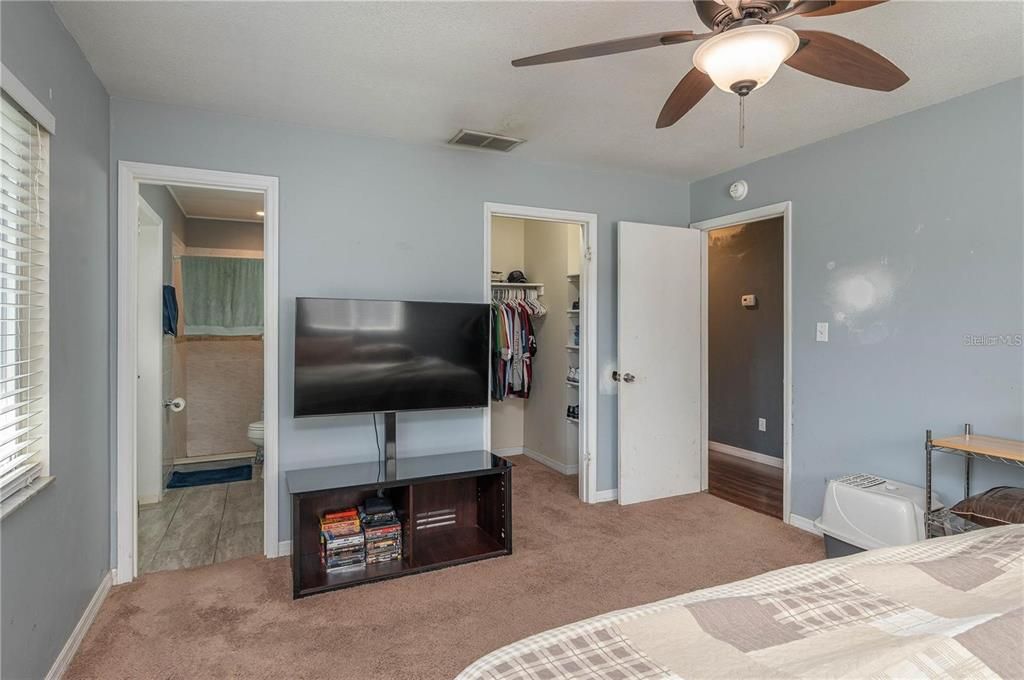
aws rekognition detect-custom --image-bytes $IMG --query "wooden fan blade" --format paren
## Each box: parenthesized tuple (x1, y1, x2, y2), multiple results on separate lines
(512, 31, 706, 67)
(801, 0, 887, 17)
(656, 68, 714, 129)
(769, 1, 835, 22)
(786, 30, 908, 91)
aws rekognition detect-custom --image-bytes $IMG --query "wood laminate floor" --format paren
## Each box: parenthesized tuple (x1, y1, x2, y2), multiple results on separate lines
(708, 449, 783, 519)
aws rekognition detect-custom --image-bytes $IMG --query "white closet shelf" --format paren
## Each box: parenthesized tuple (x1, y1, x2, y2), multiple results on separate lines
(567, 309, 579, 314)
(566, 380, 580, 387)
(565, 345, 579, 351)
(567, 274, 580, 279)
(566, 417, 580, 424)
(491, 282, 544, 295)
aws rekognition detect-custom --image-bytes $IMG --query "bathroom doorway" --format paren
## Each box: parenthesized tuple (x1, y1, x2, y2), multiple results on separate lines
(116, 163, 279, 583)
(136, 182, 266, 573)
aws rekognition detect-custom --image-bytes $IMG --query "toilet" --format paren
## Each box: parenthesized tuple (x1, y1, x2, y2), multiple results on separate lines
(246, 421, 264, 462)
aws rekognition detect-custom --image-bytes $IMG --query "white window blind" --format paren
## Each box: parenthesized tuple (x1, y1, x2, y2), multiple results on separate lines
(0, 90, 49, 503)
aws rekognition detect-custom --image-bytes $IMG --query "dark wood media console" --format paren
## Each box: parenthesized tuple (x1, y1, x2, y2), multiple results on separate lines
(286, 451, 512, 598)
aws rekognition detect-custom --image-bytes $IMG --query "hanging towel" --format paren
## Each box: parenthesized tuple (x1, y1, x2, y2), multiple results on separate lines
(162, 285, 178, 336)
(181, 256, 264, 335)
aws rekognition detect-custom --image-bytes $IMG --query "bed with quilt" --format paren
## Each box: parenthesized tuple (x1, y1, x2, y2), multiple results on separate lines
(457, 525, 1023, 679)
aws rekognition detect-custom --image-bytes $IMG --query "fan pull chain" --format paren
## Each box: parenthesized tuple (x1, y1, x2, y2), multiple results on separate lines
(738, 96, 746, 149)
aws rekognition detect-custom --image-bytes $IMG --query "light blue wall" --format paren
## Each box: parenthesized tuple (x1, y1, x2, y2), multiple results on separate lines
(139, 183, 186, 283)
(109, 97, 690, 537)
(0, 3, 111, 679)
(691, 79, 1024, 520)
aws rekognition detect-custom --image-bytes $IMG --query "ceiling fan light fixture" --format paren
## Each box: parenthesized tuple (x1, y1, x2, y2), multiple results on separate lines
(692, 24, 800, 95)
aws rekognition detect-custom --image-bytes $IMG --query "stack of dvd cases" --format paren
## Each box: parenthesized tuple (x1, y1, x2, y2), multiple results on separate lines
(360, 500, 402, 564)
(320, 508, 365, 572)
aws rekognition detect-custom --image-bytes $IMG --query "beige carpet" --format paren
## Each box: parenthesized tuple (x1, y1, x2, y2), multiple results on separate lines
(68, 457, 824, 679)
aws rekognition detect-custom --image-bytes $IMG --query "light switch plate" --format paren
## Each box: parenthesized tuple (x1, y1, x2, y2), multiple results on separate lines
(758, 418, 767, 432)
(816, 322, 829, 342)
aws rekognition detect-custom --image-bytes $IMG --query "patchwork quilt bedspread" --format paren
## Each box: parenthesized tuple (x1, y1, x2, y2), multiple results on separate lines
(457, 525, 1024, 679)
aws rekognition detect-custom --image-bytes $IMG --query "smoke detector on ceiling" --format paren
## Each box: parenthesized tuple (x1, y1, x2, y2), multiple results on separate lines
(448, 129, 525, 152)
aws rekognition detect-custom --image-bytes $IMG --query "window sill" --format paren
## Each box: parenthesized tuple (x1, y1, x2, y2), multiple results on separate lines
(0, 476, 54, 521)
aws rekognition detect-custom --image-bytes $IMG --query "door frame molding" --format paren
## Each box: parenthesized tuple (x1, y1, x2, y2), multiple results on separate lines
(483, 203, 599, 503)
(115, 161, 280, 584)
(690, 201, 793, 524)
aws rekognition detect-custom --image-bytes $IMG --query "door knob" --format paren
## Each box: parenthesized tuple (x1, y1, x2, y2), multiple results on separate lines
(164, 397, 186, 412)
(622, 373, 636, 383)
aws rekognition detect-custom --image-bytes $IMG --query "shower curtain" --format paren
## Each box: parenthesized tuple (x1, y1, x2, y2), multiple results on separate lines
(181, 256, 264, 335)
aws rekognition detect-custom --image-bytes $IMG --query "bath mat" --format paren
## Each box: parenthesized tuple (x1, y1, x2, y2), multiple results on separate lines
(167, 464, 252, 489)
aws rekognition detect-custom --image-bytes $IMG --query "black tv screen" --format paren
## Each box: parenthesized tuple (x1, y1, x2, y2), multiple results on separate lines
(294, 298, 490, 417)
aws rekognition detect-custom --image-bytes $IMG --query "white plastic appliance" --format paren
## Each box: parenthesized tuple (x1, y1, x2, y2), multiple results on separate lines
(815, 474, 942, 555)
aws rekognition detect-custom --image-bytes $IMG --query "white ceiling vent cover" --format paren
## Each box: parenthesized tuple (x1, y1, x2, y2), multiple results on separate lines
(448, 129, 525, 152)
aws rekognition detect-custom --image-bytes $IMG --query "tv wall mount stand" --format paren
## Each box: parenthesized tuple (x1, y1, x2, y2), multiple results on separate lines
(383, 411, 397, 479)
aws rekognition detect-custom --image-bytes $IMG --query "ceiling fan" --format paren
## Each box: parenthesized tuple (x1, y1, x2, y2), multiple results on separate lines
(512, 0, 908, 130)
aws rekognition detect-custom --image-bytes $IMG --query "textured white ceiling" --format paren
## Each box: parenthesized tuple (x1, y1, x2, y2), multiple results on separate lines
(166, 185, 264, 222)
(56, 1, 1023, 180)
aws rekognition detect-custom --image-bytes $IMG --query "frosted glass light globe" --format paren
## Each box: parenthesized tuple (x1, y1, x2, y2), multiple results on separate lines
(693, 24, 800, 94)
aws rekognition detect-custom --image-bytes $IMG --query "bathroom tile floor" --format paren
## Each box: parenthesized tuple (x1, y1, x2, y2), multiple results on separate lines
(138, 464, 263, 574)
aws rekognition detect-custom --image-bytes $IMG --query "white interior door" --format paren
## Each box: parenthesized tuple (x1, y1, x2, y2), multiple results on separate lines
(617, 222, 701, 504)
(136, 198, 163, 505)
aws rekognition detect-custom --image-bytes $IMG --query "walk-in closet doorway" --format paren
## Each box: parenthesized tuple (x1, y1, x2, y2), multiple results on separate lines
(483, 204, 598, 503)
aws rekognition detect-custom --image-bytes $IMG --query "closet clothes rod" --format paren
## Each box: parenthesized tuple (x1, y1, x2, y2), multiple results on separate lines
(491, 288, 543, 301)
(491, 282, 544, 296)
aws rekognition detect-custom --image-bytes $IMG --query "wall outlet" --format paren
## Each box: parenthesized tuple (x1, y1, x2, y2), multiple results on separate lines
(816, 322, 829, 342)
(758, 417, 767, 432)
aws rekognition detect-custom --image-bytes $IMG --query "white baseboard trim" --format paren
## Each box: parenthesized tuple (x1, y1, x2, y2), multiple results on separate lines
(492, 447, 525, 457)
(709, 441, 784, 469)
(277, 539, 292, 556)
(493, 447, 579, 476)
(788, 513, 823, 536)
(591, 488, 618, 503)
(522, 447, 579, 475)
(46, 570, 112, 680)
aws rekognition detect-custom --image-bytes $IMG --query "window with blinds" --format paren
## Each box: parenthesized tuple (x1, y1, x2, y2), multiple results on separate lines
(0, 90, 49, 504)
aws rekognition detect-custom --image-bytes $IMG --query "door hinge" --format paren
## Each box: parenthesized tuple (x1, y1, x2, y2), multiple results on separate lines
(584, 246, 593, 262)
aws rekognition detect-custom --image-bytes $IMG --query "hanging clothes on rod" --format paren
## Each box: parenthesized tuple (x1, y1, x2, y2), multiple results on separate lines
(491, 287, 545, 402)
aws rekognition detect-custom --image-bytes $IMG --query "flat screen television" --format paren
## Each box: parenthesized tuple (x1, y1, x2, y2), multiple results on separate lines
(294, 298, 490, 417)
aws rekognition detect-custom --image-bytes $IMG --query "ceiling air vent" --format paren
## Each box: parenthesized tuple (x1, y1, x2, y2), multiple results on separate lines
(448, 129, 525, 152)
